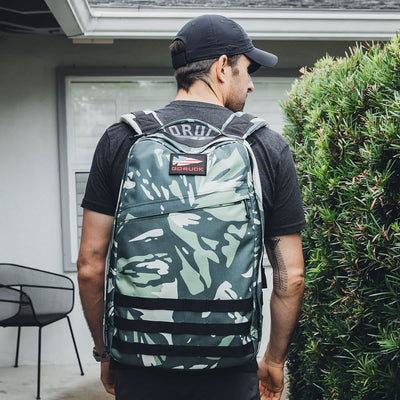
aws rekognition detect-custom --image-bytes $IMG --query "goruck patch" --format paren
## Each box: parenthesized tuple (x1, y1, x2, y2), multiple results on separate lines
(169, 153, 207, 175)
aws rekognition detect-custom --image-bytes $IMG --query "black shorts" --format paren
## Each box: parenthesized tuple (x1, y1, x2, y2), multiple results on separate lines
(115, 368, 260, 400)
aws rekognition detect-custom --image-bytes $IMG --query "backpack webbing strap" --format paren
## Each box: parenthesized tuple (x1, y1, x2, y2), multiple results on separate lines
(113, 337, 254, 357)
(114, 316, 251, 336)
(114, 293, 252, 312)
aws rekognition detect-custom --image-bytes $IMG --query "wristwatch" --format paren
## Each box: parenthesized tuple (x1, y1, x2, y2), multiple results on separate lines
(92, 347, 111, 362)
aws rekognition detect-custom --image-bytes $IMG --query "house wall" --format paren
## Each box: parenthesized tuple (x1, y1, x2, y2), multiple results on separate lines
(0, 33, 356, 366)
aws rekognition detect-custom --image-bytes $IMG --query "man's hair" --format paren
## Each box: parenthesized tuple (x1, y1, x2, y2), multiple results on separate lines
(170, 40, 240, 92)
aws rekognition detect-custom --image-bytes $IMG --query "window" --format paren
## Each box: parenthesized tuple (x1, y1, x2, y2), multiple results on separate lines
(58, 71, 294, 271)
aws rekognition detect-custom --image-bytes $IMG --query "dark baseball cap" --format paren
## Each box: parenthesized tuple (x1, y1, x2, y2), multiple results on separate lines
(171, 14, 278, 73)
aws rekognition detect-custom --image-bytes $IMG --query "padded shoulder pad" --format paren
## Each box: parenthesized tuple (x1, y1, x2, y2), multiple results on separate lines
(120, 110, 163, 136)
(221, 112, 268, 139)
(120, 113, 143, 135)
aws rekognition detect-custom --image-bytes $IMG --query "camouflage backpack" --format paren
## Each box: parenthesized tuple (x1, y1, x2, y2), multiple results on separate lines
(104, 110, 267, 370)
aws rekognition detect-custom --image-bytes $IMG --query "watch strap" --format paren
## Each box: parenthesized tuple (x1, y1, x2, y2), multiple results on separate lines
(93, 347, 111, 362)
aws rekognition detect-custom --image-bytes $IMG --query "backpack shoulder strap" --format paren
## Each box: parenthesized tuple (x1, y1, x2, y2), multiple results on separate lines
(120, 110, 163, 136)
(221, 112, 268, 139)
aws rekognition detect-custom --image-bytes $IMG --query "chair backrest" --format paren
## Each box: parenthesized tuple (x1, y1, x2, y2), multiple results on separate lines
(0, 286, 32, 321)
(0, 264, 73, 288)
(0, 264, 74, 325)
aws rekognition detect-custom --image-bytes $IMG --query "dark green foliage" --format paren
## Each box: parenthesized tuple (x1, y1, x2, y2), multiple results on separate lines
(282, 37, 400, 400)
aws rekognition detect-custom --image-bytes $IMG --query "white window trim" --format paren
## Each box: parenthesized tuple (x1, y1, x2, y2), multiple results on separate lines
(59, 72, 179, 271)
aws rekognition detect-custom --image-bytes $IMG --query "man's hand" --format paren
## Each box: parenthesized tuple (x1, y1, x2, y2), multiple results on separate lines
(101, 361, 116, 395)
(258, 357, 284, 400)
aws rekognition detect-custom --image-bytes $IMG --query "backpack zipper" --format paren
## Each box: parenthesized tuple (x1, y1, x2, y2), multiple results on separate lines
(118, 198, 251, 227)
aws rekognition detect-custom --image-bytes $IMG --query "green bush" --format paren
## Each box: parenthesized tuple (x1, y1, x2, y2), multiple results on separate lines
(282, 36, 400, 400)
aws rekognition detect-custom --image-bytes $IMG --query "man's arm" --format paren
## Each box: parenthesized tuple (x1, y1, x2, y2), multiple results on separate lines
(77, 208, 114, 394)
(258, 232, 305, 400)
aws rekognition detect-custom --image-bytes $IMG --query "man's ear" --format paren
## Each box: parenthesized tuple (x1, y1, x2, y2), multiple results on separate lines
(215, 55, 229, 84)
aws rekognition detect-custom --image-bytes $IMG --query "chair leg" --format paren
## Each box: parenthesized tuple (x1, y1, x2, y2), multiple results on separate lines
(37, 327, 42, 400)
(14, 326, 21, 368)
(66, 316, 84, 376)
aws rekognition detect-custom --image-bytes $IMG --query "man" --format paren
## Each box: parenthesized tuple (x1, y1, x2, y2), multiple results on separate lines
(78, 14, 305, 400)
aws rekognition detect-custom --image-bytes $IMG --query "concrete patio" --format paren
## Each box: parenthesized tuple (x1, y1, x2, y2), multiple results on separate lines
(0, 364, 110, 400)
(0, 363, 289, 399)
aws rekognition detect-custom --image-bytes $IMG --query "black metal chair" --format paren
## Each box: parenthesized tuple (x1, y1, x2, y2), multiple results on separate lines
(0, 263, 84, 399)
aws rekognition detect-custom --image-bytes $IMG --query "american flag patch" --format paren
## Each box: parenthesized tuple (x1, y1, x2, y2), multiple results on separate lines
(169, 154, 207, 176)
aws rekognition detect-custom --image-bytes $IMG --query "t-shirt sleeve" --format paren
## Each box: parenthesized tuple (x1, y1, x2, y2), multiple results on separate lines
(81, 132, 115, 216)
(264, 145, 306, 237)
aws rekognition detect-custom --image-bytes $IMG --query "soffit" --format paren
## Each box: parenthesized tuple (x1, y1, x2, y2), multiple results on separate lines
(3, 0, 396, 40)
(88, 0, 400, 10)
(0, 0, 63, 34)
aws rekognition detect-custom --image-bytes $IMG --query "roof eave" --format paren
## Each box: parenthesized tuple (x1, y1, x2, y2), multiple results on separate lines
(45, 1, 400, 40)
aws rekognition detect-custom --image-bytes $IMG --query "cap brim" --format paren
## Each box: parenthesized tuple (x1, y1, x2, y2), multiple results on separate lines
(245, 47, 278, 73)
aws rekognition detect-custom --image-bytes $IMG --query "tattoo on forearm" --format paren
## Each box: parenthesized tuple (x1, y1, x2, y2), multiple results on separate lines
(265, 238, 288, 291)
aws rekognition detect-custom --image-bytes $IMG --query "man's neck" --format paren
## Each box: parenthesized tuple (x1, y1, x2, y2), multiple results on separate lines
(175, 81, 224, 107)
